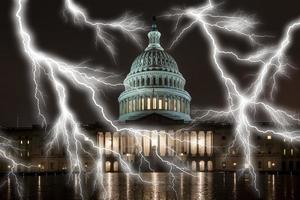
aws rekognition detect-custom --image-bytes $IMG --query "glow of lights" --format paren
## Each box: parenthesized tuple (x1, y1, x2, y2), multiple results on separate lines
(8, 0, 300, 198)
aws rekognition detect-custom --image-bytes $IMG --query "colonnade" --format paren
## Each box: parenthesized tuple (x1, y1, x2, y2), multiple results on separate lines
(97, 130, 213, 157)
(119, 96, 190, 115)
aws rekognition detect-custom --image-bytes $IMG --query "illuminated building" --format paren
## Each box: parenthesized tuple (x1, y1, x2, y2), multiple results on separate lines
(0, 20, 300, 174)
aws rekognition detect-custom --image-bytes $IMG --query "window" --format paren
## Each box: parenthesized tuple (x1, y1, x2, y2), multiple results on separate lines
(132, 99, 135, 112)
(233, 162, 237, 166)
(267, 135, 272, 140)
(27, 151, 30, 157)
(164, 99, 168, 110)
(147, 97, 151, 110)
(153, 97, 157, 109)
(27, 140, 30, 144)
(222, 162, 226, 168)
(291, 149, 294, 156)
(177, 99, 180, 112)
(258, 161, 262, 168)
(128, 99, 132, 112)
(257, 136, 261, 140)
(173, 99, 177, 111)
(141, 98, 145, 110)
(283, 149, 286, 155)
(268, 149, 271, 154)
(20, 140, 23, 144)
(50, 162, 54, 170)
(222, 136, 226, 140)
(268, 161, 272, 168)
(158, 99, 162, 109)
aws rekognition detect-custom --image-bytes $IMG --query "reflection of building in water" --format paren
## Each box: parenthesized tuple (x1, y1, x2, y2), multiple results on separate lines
(1, 20, 300, 174)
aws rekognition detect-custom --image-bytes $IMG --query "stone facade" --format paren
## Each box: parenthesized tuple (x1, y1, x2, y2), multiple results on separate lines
(0, 122, 299, 173)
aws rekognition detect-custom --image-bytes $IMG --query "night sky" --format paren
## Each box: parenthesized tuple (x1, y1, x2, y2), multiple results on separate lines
(1, 0, 300, 127)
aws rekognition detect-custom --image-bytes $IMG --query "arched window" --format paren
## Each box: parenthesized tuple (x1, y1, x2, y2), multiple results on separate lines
(191, 161, 197, 172)
(105, 161, 111, 172)
(113, 161, 119, 172)
(199, 161, 205, 171)
(146, 77, 150, 86)
(158, 77, 162, 86)
(141, 78, 145, 86)
(141, 97, 145, 110)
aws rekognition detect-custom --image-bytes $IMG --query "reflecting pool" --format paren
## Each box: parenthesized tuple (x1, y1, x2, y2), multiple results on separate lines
(0, 172, 299, 199)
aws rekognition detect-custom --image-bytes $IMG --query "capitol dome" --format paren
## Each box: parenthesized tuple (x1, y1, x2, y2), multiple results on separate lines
(118, 19, 191, 122)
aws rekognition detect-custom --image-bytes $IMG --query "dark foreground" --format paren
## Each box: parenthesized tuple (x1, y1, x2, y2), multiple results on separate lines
(0, 172, 299, 200)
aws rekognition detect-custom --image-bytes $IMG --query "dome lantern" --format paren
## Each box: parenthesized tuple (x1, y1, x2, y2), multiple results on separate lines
(145, 16, 163, 51)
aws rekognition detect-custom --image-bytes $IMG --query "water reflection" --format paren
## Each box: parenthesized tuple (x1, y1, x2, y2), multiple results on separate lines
(0, 173, 299, 200)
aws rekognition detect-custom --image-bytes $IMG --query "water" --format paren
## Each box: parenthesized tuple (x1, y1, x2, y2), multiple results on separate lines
(0, 173, 299, 199)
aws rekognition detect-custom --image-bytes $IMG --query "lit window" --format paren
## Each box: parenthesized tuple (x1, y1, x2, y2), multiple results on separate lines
(147, 97, 151, 110)
(158, 99, 162, 109)
(27, 140, 30, 144)
(173, 99, 177, 111)
(164, 100, 168, 110)
(128, 100, 132, 112)
(268, 161, 272, 168)
(272, 162, 275, 167)
(291, 149, 294, 156)
(233, 162, 237, 166)
(267, 135, 272, 140)
(232, 150, 236, 155)
(20, 153, 23, 157)
(20, 140, 23, 144)
(141, 98, 145, 110)
(222, 162, 226, 168)
(132, 99, 135, 112)
(8, 165, 11, 169)
(283, 149, 286, 155)
(27, 151, 30, 157)
(153, 97, 157, 109)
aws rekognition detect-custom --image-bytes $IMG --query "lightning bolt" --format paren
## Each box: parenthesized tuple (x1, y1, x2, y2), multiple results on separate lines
(13, 0, 197, 199)
(165, 0, 300, 194)
(11, 0, 300, 198)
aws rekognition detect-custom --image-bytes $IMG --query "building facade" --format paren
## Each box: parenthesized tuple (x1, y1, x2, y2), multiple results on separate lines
(0, 21, 300, 174)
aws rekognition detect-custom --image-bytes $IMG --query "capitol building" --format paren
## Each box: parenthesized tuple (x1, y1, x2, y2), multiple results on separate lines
(1, 21, 300, 174)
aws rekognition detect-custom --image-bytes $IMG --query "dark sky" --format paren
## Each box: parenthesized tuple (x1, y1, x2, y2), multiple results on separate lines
(1, 0, 300, 127)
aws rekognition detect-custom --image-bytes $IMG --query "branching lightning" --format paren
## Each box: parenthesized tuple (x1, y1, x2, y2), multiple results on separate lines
(8, 0, 300, 198)
(12, 0, 196, 199)
(165, 0, 300, 194)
